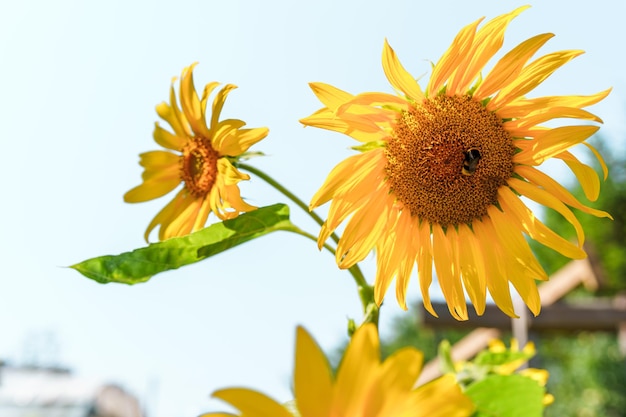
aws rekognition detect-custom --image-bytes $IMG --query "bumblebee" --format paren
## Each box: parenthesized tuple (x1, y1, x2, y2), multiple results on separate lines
(462, 148, 481, 176)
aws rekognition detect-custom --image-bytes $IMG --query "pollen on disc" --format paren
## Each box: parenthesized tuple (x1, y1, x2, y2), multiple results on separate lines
(385, 95, 515, 227)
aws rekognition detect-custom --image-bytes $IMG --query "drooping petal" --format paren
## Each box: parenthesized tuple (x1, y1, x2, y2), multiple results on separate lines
(473, 217, 517, 317)
(432, 225, 467, 320)
(515, 165, 611, 218)
(555, 150, 601, 201)
(488, 205, 548, 281)
(583, 141, 608, 180)
(457, 224, 487, 315)
(498, 187, 586, 259)
(143, 189, 188, 241)
(509, 177, 585, 247)
(417, 221, 436, 317)
(337, 188, 391, 267)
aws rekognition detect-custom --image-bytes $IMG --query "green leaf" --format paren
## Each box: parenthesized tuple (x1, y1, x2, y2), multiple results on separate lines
(466, 374, 545, 417)
(71, 204, 294, 284)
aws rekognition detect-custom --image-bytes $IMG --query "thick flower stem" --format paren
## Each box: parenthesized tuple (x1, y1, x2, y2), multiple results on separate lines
(239, 162, 378, 328)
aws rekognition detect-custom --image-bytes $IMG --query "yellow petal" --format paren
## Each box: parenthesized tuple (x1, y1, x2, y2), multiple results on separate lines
(555, 150, 601, 201)
(153, 75, 195, 141)
(509, 177, 585, 247)
(218, 127, 270, 156)
(432, 225, 467, 320)
(210, 84, 238, 132)
(179, 63, 212, 138)
(294, 327, 333, 417)
(498, 186, 586, 259)
(338, 92, 408, 114)
(310, 149, 384, 209)
(514, 125, 599, 165)
(308, 82, 354, 111)
(504, 107, 602, 138)
(496, 89, 611, 119)
(417, 221, 436, 317)
(393, 213, 419, 310)
(162, 196, 203, 238)
(472, 217, 517, 317)
(475, 33, 554, 99)
(450, 6, 529, 94)
(211, 388, 293, 417)
(489, 50, 584, 110)
(299, 111, 388, 143)
(487, 205, 548, 281)
(371, 348, 425, 417)
(411, 374, 475, 417)
(333, 324, 380, 416)
(457, 224, 487, 315)
(516, 165, 610, 219)
(211, 119, 247, 151)
(124, 177, 180, 203)
(143, 189, 187, 242)
(427, 17, 483, 96)
(584, 141, 609, 180)
(200, 80, 220, 120)
(153, 122, 186, 150)
(382, 39, 424, 101)
(337, 189, 391, 267)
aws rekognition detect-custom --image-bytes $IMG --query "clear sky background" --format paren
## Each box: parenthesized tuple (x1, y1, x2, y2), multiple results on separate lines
(1, 1, 625, 416)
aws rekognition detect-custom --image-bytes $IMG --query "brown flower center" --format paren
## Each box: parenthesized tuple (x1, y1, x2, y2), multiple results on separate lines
(385, 95, 514, 227)
(180, 137, 219, 197)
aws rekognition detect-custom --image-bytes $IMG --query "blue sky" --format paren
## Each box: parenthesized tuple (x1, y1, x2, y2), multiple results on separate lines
(1, 1, 625, 416)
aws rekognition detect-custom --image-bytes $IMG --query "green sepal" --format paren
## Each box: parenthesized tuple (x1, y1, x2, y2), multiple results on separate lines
(350, 140, 386, 152)
(71, 204, 293, 284)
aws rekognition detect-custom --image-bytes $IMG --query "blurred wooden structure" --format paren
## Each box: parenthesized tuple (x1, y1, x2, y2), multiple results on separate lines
(417, 258, 626, 385)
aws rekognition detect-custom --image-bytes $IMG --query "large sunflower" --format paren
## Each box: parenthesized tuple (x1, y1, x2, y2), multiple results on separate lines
(300, 7, 610, 320)
(202, 323, 473, 417)
(124, 64, 268, 241)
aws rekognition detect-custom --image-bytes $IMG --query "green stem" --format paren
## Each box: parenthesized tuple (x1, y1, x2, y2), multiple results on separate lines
(239, 162, 378, 327)
(237, 163, 341, 245)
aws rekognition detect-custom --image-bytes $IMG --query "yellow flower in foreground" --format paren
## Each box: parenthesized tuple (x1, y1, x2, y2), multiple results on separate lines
(124, 64, 269, 241)
(300, 6, 610, 319)
(202, 323, 473, 417)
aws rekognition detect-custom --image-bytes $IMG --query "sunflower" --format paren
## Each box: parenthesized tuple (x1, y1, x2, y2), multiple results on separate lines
(300, 6, 610, 320)
(201, 323, 473, 417)
(124, 64, 269, 241)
